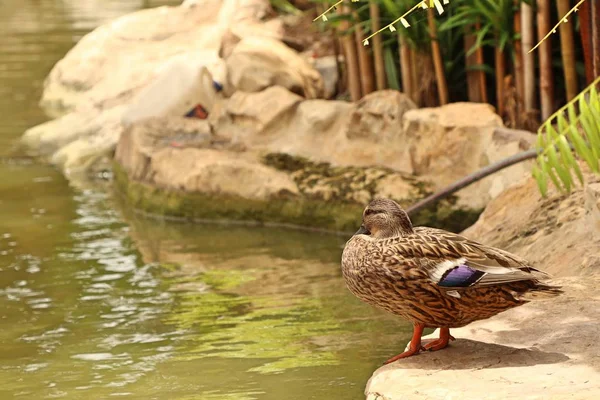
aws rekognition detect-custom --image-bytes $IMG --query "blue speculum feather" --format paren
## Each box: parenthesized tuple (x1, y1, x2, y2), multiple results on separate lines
(438, 265, 485, 287)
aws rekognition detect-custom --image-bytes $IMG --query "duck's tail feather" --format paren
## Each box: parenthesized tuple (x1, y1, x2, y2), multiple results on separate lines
(517, 281, 563, 301)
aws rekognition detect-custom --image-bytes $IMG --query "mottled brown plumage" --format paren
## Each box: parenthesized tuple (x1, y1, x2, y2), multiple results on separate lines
(341, 198, 562, 363)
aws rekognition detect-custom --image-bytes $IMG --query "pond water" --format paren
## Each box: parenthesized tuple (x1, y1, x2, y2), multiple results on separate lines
(0, 1, 413, 399)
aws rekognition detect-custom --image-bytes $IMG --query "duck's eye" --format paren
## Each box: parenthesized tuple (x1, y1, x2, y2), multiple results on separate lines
(364, 209, 378, 216)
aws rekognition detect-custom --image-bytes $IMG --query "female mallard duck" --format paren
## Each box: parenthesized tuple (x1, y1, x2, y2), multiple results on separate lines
(341, 198, 562, 364)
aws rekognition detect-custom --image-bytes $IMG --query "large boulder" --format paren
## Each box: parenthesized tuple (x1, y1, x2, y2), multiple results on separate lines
(210, 90, 531, 210)
(116, 117, 298, 201)
(210, 88, 417, 173)
(225, 36, 324, 98)
(462, 164, 600, 277)
(113, 117, 479, 231)
(21, 0, 285, 176)
(40, 0, 280, 116)
(402, 103, 535, 209)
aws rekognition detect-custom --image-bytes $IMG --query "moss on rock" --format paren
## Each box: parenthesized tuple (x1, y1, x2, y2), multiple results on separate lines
(113, 151, 482, 233)
(113, 162, 364, 232)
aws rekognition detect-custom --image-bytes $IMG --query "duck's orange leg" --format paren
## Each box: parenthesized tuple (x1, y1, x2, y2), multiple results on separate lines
(383, 323, 425, 364)
(423, 327, 455, 351)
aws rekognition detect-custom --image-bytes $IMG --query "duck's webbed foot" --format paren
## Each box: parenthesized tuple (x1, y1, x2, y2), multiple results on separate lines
(383, 323, 425, 365)
(423, 327, 454, 352)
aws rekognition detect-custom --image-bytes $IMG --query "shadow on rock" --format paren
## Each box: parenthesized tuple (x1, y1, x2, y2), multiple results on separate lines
(383, 338, 569, 371)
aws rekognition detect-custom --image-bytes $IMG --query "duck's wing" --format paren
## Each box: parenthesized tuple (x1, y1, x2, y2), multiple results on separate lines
(390, 227, 550, 289)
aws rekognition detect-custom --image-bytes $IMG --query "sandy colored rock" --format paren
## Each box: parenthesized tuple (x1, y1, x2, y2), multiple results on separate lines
(225, 36, 324, 99)
(210, 91, 530, 204)
(366, 277, 600, 400)
(22, 104, 127, 177)
(115, 117, 298, 201)
(462, 165, 600, 277)
(40, 0, 281, 116)
(22, 0, 283, 176)
(210, 86, 304, 145)
(346, 90, 416, 142)
(210, 88, 417, 173)
(402, 103, 535, 209)
(114, 117, 481, 231)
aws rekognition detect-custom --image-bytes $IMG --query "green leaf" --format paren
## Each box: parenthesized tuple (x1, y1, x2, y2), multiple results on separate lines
(558, 135, 583, 184)
(540, 155, 561, 192)
(547, 144, 572, 192)
(567, 125, 597, 173)
(579, 96, 600, 160)
(384, 47, 400, 90)
(532, 165, 548, 197)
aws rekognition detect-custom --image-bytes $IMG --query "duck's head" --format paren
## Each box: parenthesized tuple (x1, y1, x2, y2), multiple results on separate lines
(355, 198, 414, 239)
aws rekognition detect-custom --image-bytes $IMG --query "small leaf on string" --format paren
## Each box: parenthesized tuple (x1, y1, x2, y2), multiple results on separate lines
(363, 39, 369, 46)
(389, 25, 397, 32)
(322, 15, 328, 22)
(433, 0, 444, 14)
(400, 18, 410, 28)
(421, 1, 428, 9)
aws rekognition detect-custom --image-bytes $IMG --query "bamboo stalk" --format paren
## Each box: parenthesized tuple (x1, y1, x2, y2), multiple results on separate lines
(399, 35, 413, 99)
(464, 25, 483, 102)
(580, 0, 594, 84)
(353, 11, 375, 96)
(410, 48, 421, 105)
(557, 0, 578, 100)
(537, 0, 554, 120)
(427, 7, 448, 105)
(494, 41, 506, 117)
(521, 2, 536, 112)
(593, 0, 600, 77)
(370, 1, 386, 90)
(340, 5, 362, 101)
(475, 20, 488, 103)
(513, 0, 524, 119)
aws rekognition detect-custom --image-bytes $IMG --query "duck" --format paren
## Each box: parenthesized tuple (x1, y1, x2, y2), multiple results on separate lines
(341, 198, 562, 364)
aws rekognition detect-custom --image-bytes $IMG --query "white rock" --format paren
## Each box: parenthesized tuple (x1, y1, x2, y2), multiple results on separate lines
(121, 57, 225, 126)
(225, 36, 324, 99)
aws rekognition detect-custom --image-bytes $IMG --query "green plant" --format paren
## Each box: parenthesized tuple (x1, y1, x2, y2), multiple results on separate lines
(270, 0, 302, 15)
(532, 77, 600, 195)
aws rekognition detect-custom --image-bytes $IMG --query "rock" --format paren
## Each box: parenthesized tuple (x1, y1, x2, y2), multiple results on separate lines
(462, 164, 600, 277)
(346, 90, 417, 143)
(210, 86, 304, 144)
(210, 88, 416, 173)
(40, 0, 281, 116)
(121, 58, 225, 126)
(22, 0, 282, 175)
(365, 276, 600, 400)
(311, 55, 339, 99)
(116, 117, 298, 201)
(225, 36, 324, 99)
(585, 182, 600, 240)
(114, 117, 478, 231)
(402, 103, 535, 209)
(21, 104, 127, 177)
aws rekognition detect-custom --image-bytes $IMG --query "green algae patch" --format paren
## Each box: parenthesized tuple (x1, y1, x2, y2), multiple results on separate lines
(263, 153, 482, 231)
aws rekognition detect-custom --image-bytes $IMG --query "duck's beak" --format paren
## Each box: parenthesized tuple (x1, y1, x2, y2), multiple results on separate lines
(354, 225, 370, 235)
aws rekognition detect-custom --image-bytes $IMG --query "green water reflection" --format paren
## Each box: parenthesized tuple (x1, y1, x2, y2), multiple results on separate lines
(0, 1, 412, 399)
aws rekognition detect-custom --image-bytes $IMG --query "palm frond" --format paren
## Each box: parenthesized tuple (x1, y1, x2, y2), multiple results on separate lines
(533, 77, 600, 196)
